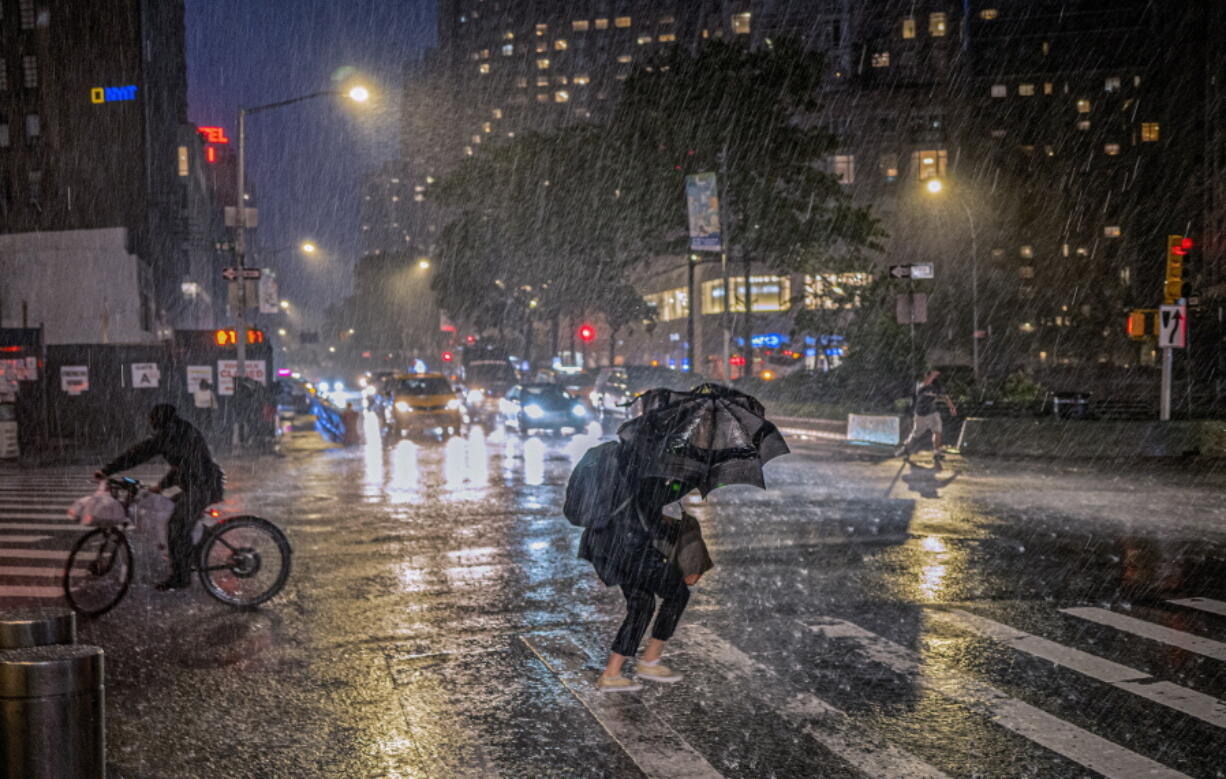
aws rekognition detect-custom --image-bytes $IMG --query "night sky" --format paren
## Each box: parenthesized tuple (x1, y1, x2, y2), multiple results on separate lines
(185, 0, 436, 321)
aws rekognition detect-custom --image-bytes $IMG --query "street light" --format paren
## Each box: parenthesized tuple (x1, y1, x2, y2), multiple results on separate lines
(418, 259, 431, 270)
(924, 177, 980, 382)
(301, 241, 317, 254)
(347, 85, 370, 103)
(279, 300, 290, 310)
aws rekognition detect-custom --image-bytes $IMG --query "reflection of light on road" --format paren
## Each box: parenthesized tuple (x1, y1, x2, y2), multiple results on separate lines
(396, 563, 429, 592)
(523, 437, 546, 485)
(919, 534, 948, 601)
(389, 440, 420, 501)
(443, 428, 491, 497)
(563, 427, 603, 462)
(362, 412, 384, 495)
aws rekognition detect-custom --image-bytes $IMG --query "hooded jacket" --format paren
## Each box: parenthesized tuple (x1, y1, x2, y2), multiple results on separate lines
(101, 414, 224, 494)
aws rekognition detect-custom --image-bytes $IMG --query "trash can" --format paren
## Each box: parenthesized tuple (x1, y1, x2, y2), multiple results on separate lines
(0, 608, 76, 650)
(1052, 392, 1091, 420)
(0, 644, 105, 779)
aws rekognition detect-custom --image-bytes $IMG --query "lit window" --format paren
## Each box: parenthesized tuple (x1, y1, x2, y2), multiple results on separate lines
(991, 84, 1007, 98)
(1104, 225, 1121, 237)
(637, 35, 653, 45)
(1120, 267, 1131, 284)
(879, 153, 899, 182)
(1077, 120, 1091, 131)
(614, 16, 632, 28)
(1104, 76, 1120, 92)
(555, 39, 568, 50)
(19, 0, 36, 30)
(732, 12, 751, 35)
(22, 56, 37, 89)
(478, 63, 490, 74)
(554, 91, 569, 103)
(481, 122, 492, 133)
(1043, 82, 1053, 95)
(536, 77, 549, 87)
(701, 277, 791, 314)
(1042, 41, 1050, 56)
(554, 75, 568, 85)
(536, 94, 549, 103)
(516, 77, 528, 88)
(1133, 75, 1142, 87)
(1141, 122, 1159, 141)
(480, 49, 490, 59)
(1019, 266, 1035, 279)
(929, 12, 947, 36)
(572, 20, 589, 31)
(535, 23, 548, 36)
(831, 154, 855, 184)
(912, 150, 947, 179)
(658, 33, 676, 42)
(902, 17, 916, 38)
(536, 58, 550, 69)
(871, 52, 890, 67)
(595, 18, 609, 30)
(503, 31, 515, 40)
(573, 74, 590, 86)
(617, 54, 633, 63)
(979, 8, 999, 19)
(1104, 143, 1120, 155)
(536, 41, 548, 53)
(502, 44, 513, 56)
(464, 146, 474, 156)
(1018, 83, 1035, 96)
(24, 113, 40, 146)
(1020, 245, 1034, 259)
(471, 134, 481, 144)
(1076, 99, 1091, 113)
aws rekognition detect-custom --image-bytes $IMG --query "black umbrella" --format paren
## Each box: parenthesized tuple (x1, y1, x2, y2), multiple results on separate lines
(617, 383, 790, 496)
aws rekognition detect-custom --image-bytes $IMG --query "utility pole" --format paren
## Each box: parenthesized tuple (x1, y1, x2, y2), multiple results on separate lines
(686, 256, 696, 374)
(234, 107, 249, 385)
(719, 146, 734, 382)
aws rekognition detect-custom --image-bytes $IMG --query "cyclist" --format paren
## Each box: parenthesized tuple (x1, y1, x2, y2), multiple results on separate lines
(95, 403, 225, 590)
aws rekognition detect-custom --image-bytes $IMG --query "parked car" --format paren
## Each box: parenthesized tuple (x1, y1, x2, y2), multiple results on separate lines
(500, 383, 591, 434)
(383, 373, 466, 439)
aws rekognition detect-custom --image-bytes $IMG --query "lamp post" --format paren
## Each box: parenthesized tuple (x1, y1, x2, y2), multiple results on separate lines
(925, 178, 980, 382)
(233, 86, 369, 386)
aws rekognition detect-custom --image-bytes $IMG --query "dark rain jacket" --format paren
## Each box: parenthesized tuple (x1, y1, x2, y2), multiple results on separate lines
(579, 476, 687, 587)
(101, 416, 224, 496)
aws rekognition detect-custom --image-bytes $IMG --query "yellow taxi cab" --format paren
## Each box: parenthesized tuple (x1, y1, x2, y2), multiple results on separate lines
(383, 373, 466, 438)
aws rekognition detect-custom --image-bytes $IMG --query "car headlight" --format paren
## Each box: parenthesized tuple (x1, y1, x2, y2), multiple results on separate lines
(334, 381, 345, 392)
(466, 389, 484, 405)
(524, 404, 545, 419)
(395, 401, 411, 413)
(362, 385, 376, 397)
(572, 404, 587, 417)
(589, 391, 600, 405)
(446, 398, 461, 410)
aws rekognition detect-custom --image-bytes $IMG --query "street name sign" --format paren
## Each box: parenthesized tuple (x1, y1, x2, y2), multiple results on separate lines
(910, 263, 935, 279)
(222, 267, 262, 281)
(1158, 305, 1186, 348)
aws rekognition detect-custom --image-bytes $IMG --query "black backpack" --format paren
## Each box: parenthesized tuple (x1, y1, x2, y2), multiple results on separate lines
(563, 441, 634, 529)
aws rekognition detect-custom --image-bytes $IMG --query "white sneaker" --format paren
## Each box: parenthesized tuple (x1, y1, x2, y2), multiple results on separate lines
(636, 661, 683, 683)
(596, 674, 642, 693)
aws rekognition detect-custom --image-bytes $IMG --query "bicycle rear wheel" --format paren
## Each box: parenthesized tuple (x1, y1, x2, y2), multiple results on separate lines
(197, 516, 292, 607)
(64, 527, 134, 617)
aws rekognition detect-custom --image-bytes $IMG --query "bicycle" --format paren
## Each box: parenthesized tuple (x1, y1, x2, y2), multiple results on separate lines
(63, 477, 292, 617)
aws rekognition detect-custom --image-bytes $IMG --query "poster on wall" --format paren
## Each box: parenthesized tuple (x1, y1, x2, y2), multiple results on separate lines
(186, 365, 214, 393)
(61, 366, 89, 395)
(131, 363, 161, 388)
(216, 360, 266, 396)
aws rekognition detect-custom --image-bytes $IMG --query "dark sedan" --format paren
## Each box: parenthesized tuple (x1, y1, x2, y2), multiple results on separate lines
(500, 384, 592, 434)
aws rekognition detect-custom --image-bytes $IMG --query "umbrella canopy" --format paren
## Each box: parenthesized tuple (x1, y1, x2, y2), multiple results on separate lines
(617, 383, 790, 496)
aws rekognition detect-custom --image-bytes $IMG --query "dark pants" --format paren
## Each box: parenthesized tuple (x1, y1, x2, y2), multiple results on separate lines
(167, 484, 221, 582)
(611, 560, 690, 657)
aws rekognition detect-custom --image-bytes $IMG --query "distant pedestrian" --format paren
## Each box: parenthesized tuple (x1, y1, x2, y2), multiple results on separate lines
(896, 369, 957, 461)
(341, 402, 362, 446)
(194, 379, 217, 435)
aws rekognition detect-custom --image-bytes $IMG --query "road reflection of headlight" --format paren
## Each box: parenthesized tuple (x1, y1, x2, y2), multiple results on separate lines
(395, 400, 411, 413)
(524, 404, 545, 419)
(466, 389, 483, 405)
(572, 404, 587, 416)
(446, 398, 460, 410)
(589, 391, 600, 405)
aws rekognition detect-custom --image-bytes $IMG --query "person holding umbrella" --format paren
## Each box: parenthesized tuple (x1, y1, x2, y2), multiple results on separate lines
(576, 384, 789, 692)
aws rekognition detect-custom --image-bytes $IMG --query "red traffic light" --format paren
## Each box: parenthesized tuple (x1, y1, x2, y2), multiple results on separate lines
(1173, 237, 1195, 256)
(441, 351, 454, 363)
(578, 324, 596, 343)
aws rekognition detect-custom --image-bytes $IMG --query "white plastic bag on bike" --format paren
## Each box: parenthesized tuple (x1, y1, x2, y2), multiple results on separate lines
(68, 484, 127, 526)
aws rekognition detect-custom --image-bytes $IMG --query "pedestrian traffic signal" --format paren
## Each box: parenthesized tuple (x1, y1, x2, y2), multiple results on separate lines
(213, 328, 264, 346)
(1164, 235, 1193, 304)
(578, 324, 596, 343)
(1126, 310, 1154, 339)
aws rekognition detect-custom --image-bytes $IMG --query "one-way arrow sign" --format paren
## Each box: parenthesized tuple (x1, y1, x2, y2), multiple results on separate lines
(222, 267, 262, 281)
(889, 265, 911, 278)
(1159, 304, 1186, 348)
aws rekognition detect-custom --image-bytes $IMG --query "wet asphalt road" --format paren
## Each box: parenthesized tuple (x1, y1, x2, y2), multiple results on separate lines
(4, 412, 1226, 778)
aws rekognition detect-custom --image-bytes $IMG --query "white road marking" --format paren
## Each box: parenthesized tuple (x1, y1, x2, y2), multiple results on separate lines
(807, 617, 1187, 779)
(0, 513, 77, 521)
(0, 536, 51, 544)
(0, 585, 63, 598)
(0, 523, 88, 533)
(521, 633, 724, 779)
(682, 625, 949, 778)
(935, 609, 1226, 728)
(0, 548, 71, 560)
(1169, 598, 1226, 618)
(0, 565, 83, 578)
(1061, 607, 1226, 662)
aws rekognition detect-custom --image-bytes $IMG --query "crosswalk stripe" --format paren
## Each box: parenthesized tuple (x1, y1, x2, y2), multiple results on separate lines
(521, 633, 724, 779)
(0, 536, 51, 544)
(1169, 598, 1226, 618)
(1061, 607, 1226, 662)
(683, 625, 949, 778)
(0, 548, 71, 560)
(0, 585, 63, 598)
(0, 513, 75, 521)
(0, 523, 88, 533)
(935, 609, 1226, 728)
(807, 617, 1188, 779)
(0, 565, 83, 578)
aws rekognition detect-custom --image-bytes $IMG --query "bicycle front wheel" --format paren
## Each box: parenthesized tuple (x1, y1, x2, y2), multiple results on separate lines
(197, 516, 292, 607)
(64, 527, 134, 617)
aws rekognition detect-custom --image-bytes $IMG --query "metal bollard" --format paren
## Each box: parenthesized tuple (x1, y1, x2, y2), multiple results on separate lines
(0, 644, 105, 779)
(0, 608, 76, 650)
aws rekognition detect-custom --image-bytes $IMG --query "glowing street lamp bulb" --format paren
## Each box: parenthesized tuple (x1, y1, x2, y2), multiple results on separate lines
(418, 259, 431, 270)
(926, 178, 944, 194)
(301, 242, 317, 253)
(279, 300, 290, 310)
(277, 328, 287, 336)
(348, 86, 370, 103)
